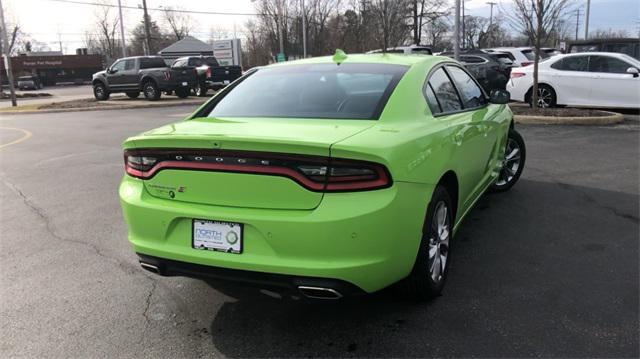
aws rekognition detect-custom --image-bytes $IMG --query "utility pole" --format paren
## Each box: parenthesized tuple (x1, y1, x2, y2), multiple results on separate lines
(142, 0, 152, 55)
(584, 0, 591, 39)
(461, 0, 465, 49)
(0, 0, 17, 107)
(454, 0, 460, 60)
(117, 0, 127, 57)
(277, 0, 284, 58)
(487, 2, 497, 27)
(302, 0, 307, 57)
(574, 9, 581, 40)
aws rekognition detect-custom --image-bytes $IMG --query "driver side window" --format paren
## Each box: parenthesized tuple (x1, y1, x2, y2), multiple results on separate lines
(110, 60, 126, 72)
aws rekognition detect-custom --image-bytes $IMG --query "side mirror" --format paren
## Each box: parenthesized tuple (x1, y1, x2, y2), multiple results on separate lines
(108, 68, 118, 74)
(627, 67, 639, 78)
(489, 89, 510, 104)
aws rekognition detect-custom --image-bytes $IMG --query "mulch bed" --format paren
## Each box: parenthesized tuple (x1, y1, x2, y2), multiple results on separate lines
(1, 92, 52, 99)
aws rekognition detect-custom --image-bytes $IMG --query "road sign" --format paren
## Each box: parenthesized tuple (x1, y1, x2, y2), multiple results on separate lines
(276, 53, 285, 62)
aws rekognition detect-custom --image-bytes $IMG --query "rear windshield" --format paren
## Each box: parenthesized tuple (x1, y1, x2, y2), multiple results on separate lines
(206, 63, 407, 120)
(18, 76, 34, 80)
(522, 49, 549, 60)
(140, 57, 167, 69)
(189, 57, 219, 67)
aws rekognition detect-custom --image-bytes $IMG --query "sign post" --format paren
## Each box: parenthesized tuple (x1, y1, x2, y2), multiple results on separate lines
(276, 53, 285, 63)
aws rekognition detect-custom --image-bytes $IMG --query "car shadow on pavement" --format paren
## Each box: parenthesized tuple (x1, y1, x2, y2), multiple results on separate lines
(203, 179, 639, 358)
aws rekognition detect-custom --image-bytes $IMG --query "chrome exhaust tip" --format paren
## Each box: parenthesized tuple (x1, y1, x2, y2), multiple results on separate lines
(298, 286, 343, 299)
(139, 262, 161, 274)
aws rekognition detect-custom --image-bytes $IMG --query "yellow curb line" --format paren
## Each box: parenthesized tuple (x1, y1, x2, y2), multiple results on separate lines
(0, 127, 33, 149)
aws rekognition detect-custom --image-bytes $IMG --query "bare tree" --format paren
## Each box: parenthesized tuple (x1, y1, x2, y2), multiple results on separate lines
(411, 0, 447, 45)
(162, 7, 195, 41)
(589, 28, 630, 39)
(370, 0, 411, 51)
(84, 2, 120, 63)
(506, 0, 571, 108)
(463, 15, 488, 49)
(0, 8, 22, 55)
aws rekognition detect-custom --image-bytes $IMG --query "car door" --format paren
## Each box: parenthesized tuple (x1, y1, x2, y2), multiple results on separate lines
(548, 55, 593, 106)
(120, 58, 138, 90)
(587, 55, 640, 108)
(425, 66, 490, 212)
(445, 65, 501, 201)
(107, 60, 127, 88)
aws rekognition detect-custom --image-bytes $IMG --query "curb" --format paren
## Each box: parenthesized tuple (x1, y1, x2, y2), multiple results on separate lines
(0, 99, 207, 115)
(514, 110, 624, 125)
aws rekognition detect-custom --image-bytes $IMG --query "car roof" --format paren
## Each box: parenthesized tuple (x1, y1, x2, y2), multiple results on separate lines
(267, 53, 443, 68)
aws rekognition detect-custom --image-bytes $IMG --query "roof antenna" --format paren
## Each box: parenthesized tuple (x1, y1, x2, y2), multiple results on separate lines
(333, 49, 347, 65)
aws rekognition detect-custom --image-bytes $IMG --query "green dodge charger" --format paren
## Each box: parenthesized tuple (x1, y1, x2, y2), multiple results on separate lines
(119, 52, 526, 300)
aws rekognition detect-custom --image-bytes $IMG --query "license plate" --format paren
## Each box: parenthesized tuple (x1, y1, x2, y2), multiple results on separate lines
(192, 219, 243, 254)
(223, 80, 230, 84)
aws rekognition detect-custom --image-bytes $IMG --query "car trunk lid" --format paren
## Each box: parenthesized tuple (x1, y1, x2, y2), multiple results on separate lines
(126, 117, 374, 210)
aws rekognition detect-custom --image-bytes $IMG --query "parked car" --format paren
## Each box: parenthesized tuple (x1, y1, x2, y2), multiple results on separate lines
(17, 75, 43, 90)
(541, 47, 563, 57)
(367, 45, 433, 55)
(119, 53, 526, 301)
(568, 38, 639, 60)
(92, 56, 198, 101)
(507, 52, 640, 108)
(485, 47, 549, 67)
(440, 50, 511, 92)
(171, 56, 242, 96)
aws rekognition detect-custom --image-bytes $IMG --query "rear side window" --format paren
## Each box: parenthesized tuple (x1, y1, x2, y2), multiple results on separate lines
(446, 66, 486, 108)
(140, 57, 167, 69)
(205, 57, 220, 66)
(207, 63, 407, 120)
(427, 68, 462, 113)
(551, 56, 589, 71)
(588, 56, 632, 73)
(424, 83, 441, 114)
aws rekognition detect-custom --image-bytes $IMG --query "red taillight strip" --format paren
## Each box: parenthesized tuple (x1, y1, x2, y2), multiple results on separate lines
(124, 149, 392, 192)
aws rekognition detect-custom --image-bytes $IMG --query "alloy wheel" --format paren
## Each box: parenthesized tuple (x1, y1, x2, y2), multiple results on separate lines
(536, 87, 553, 108)
(144, 84, 156, 98)
(428, 201, 450, 283)
(495, 138, 521, 187)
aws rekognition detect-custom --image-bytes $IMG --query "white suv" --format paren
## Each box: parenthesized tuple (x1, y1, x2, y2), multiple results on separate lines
(485, 47, 549, 67)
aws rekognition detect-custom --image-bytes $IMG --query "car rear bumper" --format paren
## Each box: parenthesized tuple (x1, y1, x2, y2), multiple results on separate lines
(119, 175, 431, 293)
(506, 78, 528, 102)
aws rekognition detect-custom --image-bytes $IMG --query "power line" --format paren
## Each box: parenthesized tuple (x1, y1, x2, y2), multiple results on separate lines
(42, 0, 262, 16)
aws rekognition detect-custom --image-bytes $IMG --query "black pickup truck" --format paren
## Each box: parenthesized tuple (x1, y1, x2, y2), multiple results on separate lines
(171, 56, 242, 96)
(92, 56, 198, 101)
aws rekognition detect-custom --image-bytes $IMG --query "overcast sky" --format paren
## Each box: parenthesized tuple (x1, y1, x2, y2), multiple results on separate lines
(4, 0, 639, 54)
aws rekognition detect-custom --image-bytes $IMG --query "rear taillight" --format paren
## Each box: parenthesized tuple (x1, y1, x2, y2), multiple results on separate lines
(521, 61, 533, 67)
(206, 67, 212, 78)
(510, 72, 526, 78)
(124, 149, 391, 192)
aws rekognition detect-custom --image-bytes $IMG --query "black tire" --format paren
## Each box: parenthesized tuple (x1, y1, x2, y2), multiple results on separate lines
(528, 84, 556, 108)
(195, 82, 208, 97)
(489, 129, 526, 193)
(175, 88, 190, 98)
(402, 185, 453, 301)
(142, 80, 161, 101)
(125, 91, 140, 99)
(93, 82, 110, 101)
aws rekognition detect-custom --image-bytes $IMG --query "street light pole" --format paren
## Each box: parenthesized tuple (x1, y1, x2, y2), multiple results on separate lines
(584, 0, 591, 39)
(487, 1, 497, 27)
(302, 0, 307, 58)
(277, 0, 284, 57)
(454, 0, 460, 60)
(0, 0, 17, 107)
(461, 0, 465, 49)
(117, 0, 127, 57)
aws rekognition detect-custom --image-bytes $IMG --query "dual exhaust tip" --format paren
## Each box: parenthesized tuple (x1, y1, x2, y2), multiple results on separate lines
(139, 261, 343, 299)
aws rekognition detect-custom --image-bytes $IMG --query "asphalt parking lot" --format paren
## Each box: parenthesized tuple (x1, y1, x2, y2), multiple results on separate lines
(1, 106, 638, 357)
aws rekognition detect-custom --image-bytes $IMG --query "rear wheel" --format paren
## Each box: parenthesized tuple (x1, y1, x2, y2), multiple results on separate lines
(175, 88, 190, 98)
(125, 91, 140, 99)
(529, 84, 556, 108)
(143, 81, 161, 101)
(490, 129, 526, 193)
(402, 185, 452, 301)
(93, 82, 110, 101)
